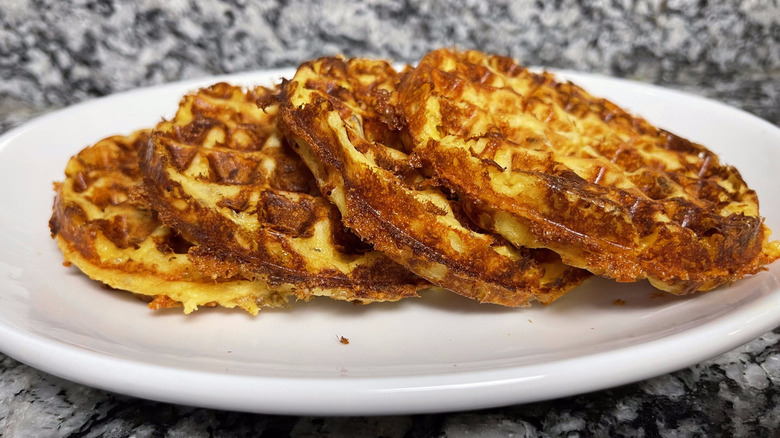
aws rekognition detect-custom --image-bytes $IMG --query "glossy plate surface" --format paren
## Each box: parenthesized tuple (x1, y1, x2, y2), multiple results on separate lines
(1, 69, 778, 415)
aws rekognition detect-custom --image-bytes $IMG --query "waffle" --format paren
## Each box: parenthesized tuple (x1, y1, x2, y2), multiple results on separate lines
(278, 56, 590, 306)
(49, 130, 290, 314)
(140, 83, 426, 304)
(399, 48, 780, 293)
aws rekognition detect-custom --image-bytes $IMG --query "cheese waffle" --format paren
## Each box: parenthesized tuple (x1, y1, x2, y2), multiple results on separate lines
(140, 83, 425, 303)
(399, 48, 780, 293)
(279, 57, 590, 306)
(49, 130, 290, 314)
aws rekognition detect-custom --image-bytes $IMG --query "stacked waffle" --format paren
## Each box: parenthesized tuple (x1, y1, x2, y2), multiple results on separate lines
(50, 49, 780, 314)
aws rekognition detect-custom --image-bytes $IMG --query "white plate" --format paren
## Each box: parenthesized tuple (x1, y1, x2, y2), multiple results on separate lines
(1, 69, 779, 416)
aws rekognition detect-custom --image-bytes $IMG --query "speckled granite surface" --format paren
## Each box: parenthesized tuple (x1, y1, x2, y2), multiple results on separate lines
(2, 0, 779, 436)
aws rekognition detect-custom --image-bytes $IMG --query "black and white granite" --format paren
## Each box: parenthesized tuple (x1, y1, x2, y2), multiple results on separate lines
(2, 0, 779, 436)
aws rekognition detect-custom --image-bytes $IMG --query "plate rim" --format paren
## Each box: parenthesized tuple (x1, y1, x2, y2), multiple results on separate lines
(1, 285, 777, 415)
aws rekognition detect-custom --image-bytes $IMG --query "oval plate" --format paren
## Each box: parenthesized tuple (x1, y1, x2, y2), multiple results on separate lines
(0, 69, 778, 415)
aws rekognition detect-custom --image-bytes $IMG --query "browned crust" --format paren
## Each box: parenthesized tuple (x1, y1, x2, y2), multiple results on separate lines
(398, 48, 779, 293)
(139, 82, 426, 301)
(50, 131, 156, 271)
(48, 130, 294, 314)
(48, 131, 245, 285)
(278, 56, 590, 306)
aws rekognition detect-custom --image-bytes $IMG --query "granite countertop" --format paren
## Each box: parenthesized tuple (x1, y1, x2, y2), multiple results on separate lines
(2, 1, 779, 436)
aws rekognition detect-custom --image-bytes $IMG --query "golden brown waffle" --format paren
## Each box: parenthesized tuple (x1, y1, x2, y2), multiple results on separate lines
(399, 48, 780, 293)
(140, 82, 426, 303)
(49, 130, 290, 314)
(278, 56, 590, 306)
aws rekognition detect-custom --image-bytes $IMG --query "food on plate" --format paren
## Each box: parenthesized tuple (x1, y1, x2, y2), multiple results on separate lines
(399, 48, 780, 293)
(278, 56, 590, 306)
(49, 130, 289, 314)
(50, 48, 779, 315)
(139, 83, 426, 306)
